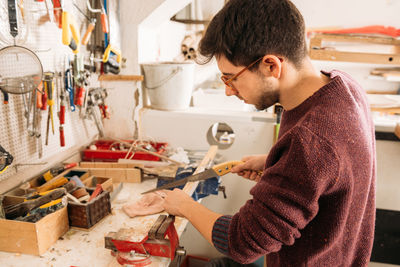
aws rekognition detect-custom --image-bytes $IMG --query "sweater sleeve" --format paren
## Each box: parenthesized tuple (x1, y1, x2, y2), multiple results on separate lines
(211, 126, 340, 264)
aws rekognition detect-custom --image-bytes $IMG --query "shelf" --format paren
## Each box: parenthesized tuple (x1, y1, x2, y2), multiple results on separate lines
(98, 75, 144, 82)
(371, 107, 400, 113)
(309, 34, 400, 65)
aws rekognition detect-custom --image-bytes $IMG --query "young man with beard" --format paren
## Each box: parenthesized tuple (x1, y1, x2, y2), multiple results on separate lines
(162, 0, 376, 266)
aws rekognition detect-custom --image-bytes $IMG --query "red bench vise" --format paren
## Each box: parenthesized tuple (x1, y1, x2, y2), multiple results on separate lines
(105, 215, 186, 266)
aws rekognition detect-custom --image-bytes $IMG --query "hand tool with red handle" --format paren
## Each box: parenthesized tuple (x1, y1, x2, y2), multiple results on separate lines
(100, 0, 108, 33)
(88, 183, 103, 202)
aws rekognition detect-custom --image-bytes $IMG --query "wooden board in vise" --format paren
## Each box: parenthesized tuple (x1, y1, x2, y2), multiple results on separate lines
(148, 215, 167, 240)
(147, 215, 175, 240)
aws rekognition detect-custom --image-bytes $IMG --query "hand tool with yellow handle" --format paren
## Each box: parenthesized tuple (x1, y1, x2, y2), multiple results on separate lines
(62, 11, 80, 54)
(82, 19, 96, 45)
(103, 44, 121, 74)
(142, 160, 259, 194)
(0, 145, 13, 174)
(4, 188, 66, 219)
(72, 2, 96, 46)
(102, 44, 121, 64)
(37, 176, 69, 193)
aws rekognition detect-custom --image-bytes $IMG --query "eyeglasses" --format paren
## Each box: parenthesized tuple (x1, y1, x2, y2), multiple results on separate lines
(220, 56, 264, 90)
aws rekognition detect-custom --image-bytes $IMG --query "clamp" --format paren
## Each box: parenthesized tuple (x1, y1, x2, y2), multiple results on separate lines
(105, 215, 186, 266)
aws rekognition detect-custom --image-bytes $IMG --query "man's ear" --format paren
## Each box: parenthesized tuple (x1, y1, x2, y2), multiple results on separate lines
(260, 55, 282, 79)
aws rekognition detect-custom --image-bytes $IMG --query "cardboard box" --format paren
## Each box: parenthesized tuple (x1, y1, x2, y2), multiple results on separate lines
(0, 196, 69, 255)
(67, 189, 111, 229)
(82, 176, 113, 192)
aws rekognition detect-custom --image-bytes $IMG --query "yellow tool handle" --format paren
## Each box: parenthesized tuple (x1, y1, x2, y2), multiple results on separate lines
(102, 44, 121, 63)
(62, 11, 80, 54)
(37, 177, 68, 193)
(212, 160, 264, 176)
(212, 160, 244, 176)
(82, 21, 95, 45)
(61, 11, 70, 46)
(69, 17, 80, 54)
(39, 198, 62, 209)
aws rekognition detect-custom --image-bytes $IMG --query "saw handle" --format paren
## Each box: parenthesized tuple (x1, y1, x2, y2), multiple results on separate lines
(211, 160, 244, 176)
(212, 160, 263, 176)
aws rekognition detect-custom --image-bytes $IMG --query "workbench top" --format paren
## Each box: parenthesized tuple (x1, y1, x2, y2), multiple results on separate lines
(0, 179, 186, 267)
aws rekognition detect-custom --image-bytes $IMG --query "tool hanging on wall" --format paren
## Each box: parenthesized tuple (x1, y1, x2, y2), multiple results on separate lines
(65, 59, 76, 112)
(73, 2, 96, 46)
(43, 72, 55, 146)
(86, 0, 108, 33)
(0, 145, 14, 174)
(85, 87, 108, 137)
(0, 0, 43, 95)
(52, 0, 62, 28)
(103, 0, 122, 74)
(102, 44, 121, 74)
(1, 88, 8, 104)
(61, 0, 80, 54)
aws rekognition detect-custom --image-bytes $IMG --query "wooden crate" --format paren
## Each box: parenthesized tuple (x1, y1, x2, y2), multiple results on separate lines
(67, 189, 111, 229)
(82, 176, 113, 192)
(74, 164, 142, 183)
(0, 196, 69, 255)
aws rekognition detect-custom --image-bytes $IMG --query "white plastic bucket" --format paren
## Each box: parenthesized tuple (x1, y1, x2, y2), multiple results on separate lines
(141, 62, 195, 110)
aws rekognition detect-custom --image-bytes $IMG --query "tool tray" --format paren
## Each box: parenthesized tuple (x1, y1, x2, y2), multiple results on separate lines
(82, 140, 167, 162)
(67, 188, 111, 229)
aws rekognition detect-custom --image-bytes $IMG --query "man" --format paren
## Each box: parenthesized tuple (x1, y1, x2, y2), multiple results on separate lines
(163, 0, 376, 266)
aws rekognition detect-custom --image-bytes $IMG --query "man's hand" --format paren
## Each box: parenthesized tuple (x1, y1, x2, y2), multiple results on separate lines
(162, 188, 195, 217)
(162, 188, 222, 244)
(231, 154, 267, 182)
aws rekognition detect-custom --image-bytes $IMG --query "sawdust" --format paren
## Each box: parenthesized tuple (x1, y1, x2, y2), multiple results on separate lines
(115, 227, 151, 243)
(65, 230, 77, 239)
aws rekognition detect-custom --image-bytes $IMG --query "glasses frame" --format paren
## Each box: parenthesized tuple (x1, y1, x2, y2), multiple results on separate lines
(220, 56, 264, 90)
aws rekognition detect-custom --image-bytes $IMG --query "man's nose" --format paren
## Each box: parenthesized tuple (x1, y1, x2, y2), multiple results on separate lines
(225, 85, 238, 96)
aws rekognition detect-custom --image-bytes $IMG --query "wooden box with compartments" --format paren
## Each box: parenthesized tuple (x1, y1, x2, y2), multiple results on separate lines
(67, 188, 111, 229)
(82, 176, 113, 192)
(0, 196, 68, 255)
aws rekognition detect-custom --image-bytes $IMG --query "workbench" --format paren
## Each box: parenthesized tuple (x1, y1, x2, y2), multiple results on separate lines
(0, 146, 218, 267)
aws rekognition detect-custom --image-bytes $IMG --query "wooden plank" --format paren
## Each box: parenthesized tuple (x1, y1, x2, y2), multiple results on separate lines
(182, 145, 218, 196)
(89, 168, 107, 177)
(105, 169, 126, 181)
(125, 169, 142, 183)
(98, 75, 144, 82)
(370, 107, 400, 113)
(309, 49, 400, 65)
(366, 90, 398, 95)
(311, 33, 400, 45)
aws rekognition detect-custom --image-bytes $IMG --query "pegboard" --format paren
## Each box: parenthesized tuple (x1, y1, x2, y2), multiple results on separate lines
(0, 0, 102, 182)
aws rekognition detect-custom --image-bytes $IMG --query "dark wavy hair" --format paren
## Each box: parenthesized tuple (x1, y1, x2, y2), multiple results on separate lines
(198, 0, 307, 69)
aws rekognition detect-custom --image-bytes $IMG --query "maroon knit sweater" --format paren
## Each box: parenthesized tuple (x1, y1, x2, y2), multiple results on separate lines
(212, 70, 376, 266)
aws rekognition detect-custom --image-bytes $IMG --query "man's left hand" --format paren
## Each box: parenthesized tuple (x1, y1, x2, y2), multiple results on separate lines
(162, 188, 195, 217)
